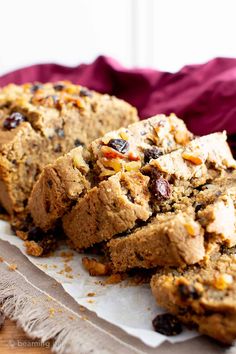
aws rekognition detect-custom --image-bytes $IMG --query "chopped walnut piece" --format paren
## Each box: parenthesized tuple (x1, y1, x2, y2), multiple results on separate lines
(24, 241, 44, 257)
(82, 257, 111, 276)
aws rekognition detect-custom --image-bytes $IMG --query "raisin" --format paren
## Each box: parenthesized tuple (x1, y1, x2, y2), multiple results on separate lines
(54, 144, 62, 153)
(3, 112, 26, 130)
(53, 83, 65, 91)
(55, 128, 65, 138)
(194, 203, 203, 213)
(80, 88, 92, 97)
(38, 234, 57, 255)
(107, 139, 129, 154)
(149, 176, 171, 201)
(178, 283, 201, 300)
(144, 147, 163, 163)
(47, 180, 53, 188)
(74, 139, 84, 147)
(127, 191, 134, 203)
(28, 226, 44, 242)
(152, 313, 182, 336)
(31, 83, 43, 93)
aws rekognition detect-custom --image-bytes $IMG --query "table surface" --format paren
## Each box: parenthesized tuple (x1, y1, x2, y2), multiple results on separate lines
(0, 318, 52, 353)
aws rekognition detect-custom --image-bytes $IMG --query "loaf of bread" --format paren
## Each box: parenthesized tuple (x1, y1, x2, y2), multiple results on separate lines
(0, 82, 138, 216)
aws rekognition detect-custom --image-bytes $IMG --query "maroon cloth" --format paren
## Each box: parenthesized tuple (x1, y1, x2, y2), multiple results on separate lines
(1, 56, 236, 137)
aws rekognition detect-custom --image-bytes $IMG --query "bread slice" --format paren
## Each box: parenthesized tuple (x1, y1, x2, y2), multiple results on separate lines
(107, 171, 236, 272)
(62, 133, 236, 251)
(0, 82, 138, 216)
(29, 114, 192, 231)
(151, 246, 236, 344)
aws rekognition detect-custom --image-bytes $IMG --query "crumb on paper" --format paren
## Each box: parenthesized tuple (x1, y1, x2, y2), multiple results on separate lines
(69, 315, 75, 320)
(64, 265, 72, 273)
(79, 306, 86, 312)
(24, 240, 43, 257)
(82, 257, 111, 276)
(0, 257, 4, 262)
(8, 263, 17, 271)
(49, 308, 55, 317)
(65, 274, 73, 279)
(16, 230, 28, 241)
(82, 316, 88, 321)
(104, 273, 123, 285)
(87, 292, 96, 297)
(87, 299, 95, 304)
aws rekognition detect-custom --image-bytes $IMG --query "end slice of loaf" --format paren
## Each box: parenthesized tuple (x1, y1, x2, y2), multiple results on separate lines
(0, 82, 138, 216)
(151, 246, 236, 344)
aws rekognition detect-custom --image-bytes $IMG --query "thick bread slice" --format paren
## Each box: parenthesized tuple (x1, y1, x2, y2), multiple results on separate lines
(151, 246, 236, 344)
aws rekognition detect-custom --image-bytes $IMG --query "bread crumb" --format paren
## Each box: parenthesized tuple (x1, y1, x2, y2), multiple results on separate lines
(105, 274, 123, 284)
(0, 257, 4, 262)
(8, 264, 17, 271)
(49, 308, 55, 317)
(24, 241, 43, 257)
(79, 306, 86, 312)
(87, 292, 96, 297)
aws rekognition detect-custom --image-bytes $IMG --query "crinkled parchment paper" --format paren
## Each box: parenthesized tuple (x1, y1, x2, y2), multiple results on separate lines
(0, 220, 199, 347)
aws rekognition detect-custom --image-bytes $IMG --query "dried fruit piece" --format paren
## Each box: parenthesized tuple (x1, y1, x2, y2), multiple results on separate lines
(182, 151, 204, 165)
(80, 88, 92, 97)
(144, 147, 163, 163)
(101, 146, 125, 159)
(53, 83, 65, 91)
(3, 112, 26, 130)
(107, 139, 129, 154)
(31, 83, 43, 93)
(178, 282, 202, 300)
(74, 139, 84, 147)
(149, 176, 171, 201)
(152, 313, 182, 336)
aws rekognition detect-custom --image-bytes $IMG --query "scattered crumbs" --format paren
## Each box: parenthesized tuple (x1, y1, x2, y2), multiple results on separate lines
(49, 308, 55, 317)
(68, 315, 75, 320)
(8, 263, 17, 271)
(94, 280, 104, 286)
(0, 257, 4, 263)
(52, 282, 59, 288)
(66, 274, 73, 279)
(87, 299, 95, 304)
(79, 306, 86, 312)
(82, 316, 88, 321)
(52, 264, 58, 269)
(37, 263, 48, 269)
(58, 270, 64, 275)
(64, 265, 72, 273)
(46, 296, 53, 301)
(58, 309, 63, 313)
(60, 251, 74, 262)
(87, 292, 96, 297)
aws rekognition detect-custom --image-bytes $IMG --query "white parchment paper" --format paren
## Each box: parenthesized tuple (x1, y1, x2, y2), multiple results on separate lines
(0, 220, 199, 347)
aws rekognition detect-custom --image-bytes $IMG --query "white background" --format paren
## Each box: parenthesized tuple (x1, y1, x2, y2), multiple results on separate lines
(0, 0, 235, 75)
